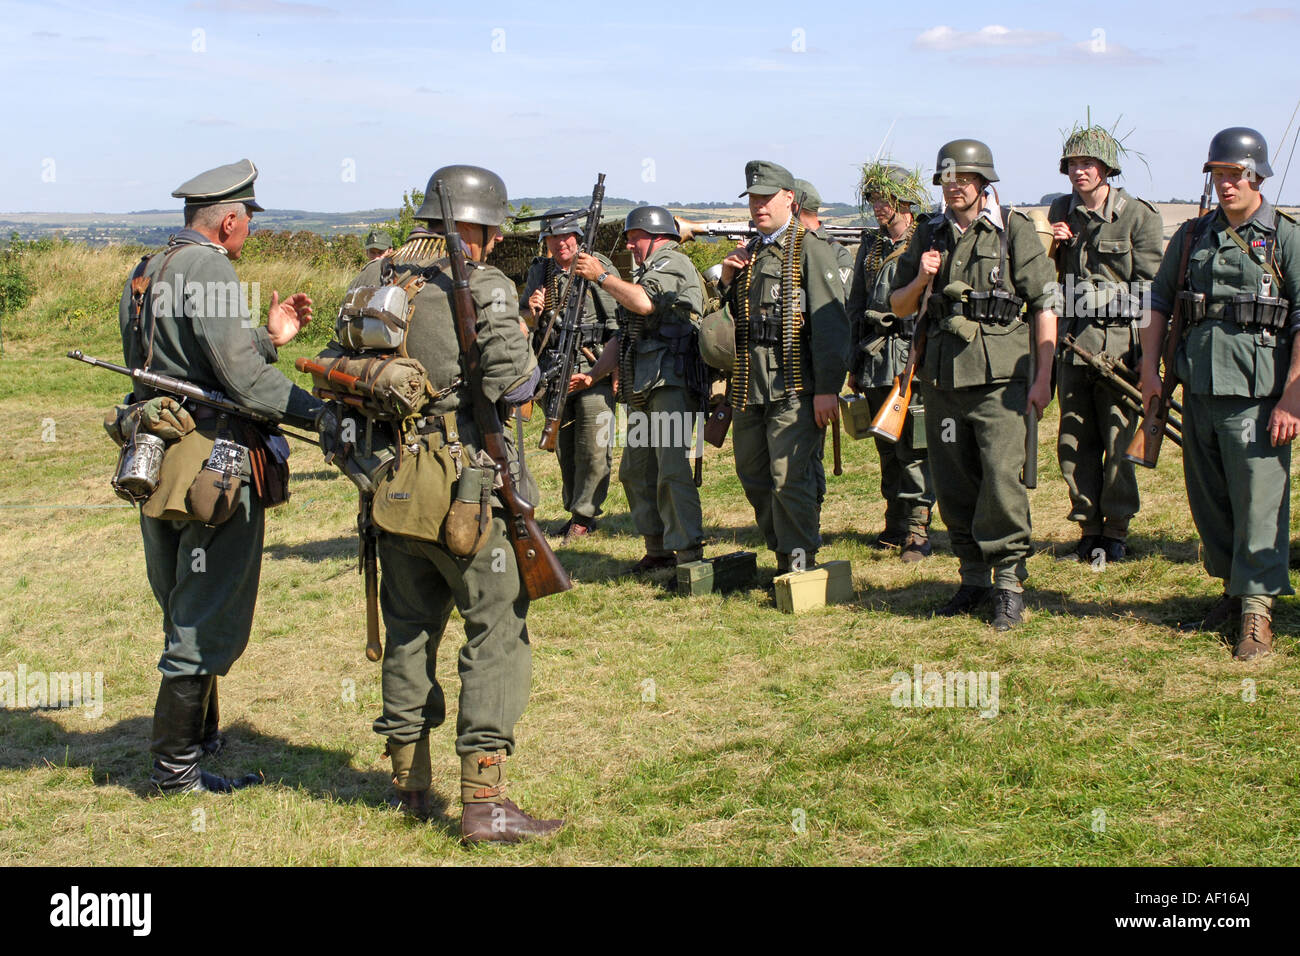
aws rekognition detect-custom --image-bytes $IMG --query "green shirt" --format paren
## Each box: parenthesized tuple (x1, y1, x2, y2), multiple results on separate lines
(521, 252, 621, 375)
(720, 220, 851, 404)
(622, 240, 704, 394)
(118, 230, 319, 428)
(1152, 198, 1300, 398)
(1048, 186, 1163, 365)
(892, 204, 1057, 389)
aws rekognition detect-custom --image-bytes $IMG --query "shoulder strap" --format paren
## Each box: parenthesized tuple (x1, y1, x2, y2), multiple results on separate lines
(1224, 222, 1284, 287)
(135, 244, 188, 373)
(997, 206, 1012, 292)
(1048, 194, 1071, 224)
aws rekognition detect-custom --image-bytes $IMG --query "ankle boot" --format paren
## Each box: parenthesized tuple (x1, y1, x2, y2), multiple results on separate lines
(460, 752, 563, 843)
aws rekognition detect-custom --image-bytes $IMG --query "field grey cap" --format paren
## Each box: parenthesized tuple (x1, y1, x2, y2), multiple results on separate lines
(740, 160, 795, 197)
(364, 230, 392, 251)
(171, 158, 264, 212)
(793, 178, 821, 212)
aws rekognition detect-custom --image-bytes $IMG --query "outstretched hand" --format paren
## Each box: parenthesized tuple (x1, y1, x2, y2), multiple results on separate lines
(267, 291, 313, 347)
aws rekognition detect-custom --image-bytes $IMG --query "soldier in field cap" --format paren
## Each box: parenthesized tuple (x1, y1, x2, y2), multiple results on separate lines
(119, 159, 326, 794)
(793, 178, 854, 299)
(716, 160, 850, 577)
(364, 229, 392, 261)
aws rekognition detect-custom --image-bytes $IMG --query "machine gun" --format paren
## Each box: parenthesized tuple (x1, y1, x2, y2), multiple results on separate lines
(676, 217, 865, 244)
(536, 174, 606, 453)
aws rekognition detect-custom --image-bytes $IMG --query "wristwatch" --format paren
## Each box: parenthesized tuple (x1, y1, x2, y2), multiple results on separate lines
(596, 271, 610, 286)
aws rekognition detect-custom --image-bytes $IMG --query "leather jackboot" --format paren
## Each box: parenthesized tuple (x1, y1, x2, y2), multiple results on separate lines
(201, 677, 226, 758)
(150, 676, 263, 794)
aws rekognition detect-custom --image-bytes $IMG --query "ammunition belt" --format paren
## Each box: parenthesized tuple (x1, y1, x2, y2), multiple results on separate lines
(1181, 290, 1290, 330)
(955, 290, 1025, 326)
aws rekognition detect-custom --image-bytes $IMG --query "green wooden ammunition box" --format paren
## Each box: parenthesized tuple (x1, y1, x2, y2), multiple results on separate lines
(675, 550, 758, 596)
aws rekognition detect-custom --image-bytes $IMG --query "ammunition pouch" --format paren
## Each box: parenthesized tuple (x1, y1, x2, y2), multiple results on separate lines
(1178, 290, 1207, 324)
(1229, 293, 1290, 330)
(961, 289, 1025, 325)
(748, 308, 785, 347)
(1180, 289, 1289, 331)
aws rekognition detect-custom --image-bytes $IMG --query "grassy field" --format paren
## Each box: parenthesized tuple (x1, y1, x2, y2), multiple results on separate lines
(0, 243, 1297, 866)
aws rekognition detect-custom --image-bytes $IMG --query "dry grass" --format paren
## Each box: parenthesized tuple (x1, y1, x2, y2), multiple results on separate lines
(1, 244, 1298, 866)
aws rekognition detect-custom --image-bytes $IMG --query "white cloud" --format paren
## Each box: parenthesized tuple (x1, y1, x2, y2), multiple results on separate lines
(914, 24, 1061, 51)
(1244, 7, 1298, 21)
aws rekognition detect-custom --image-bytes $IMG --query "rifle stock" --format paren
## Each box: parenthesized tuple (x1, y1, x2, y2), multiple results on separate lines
(869, 278, 932, 443)
(435, 180, 572, 600)
(869, 369, 914, 443)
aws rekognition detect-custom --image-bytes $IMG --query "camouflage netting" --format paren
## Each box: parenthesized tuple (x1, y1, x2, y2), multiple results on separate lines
(857, 160, 930, 215)
(1060, 126, 1123, 176)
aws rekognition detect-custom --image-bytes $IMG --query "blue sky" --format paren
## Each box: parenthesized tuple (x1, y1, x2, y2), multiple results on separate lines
(4, 0, 1299, 213)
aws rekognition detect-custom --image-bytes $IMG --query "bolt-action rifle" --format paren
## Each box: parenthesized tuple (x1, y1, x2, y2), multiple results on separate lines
(435, 179, 572, 600)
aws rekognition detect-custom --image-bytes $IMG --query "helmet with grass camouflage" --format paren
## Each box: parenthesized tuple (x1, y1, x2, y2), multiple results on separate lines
(859, 161, 929, 212)
(932, 139, 998, 185)
(624, 205, 680, 239)
(414, 165, 509, 227)
(1203, 127, 1273, 179)
(1060, 127, 1122, 176)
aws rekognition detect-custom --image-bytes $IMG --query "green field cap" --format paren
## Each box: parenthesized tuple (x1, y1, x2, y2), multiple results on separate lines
(740, 160, 795, 197)
(792, 178, 822, 212)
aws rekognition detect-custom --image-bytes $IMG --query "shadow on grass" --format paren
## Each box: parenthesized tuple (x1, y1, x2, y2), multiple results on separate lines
(265, 534, 355, 563)
(0, 709, 458, 832)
